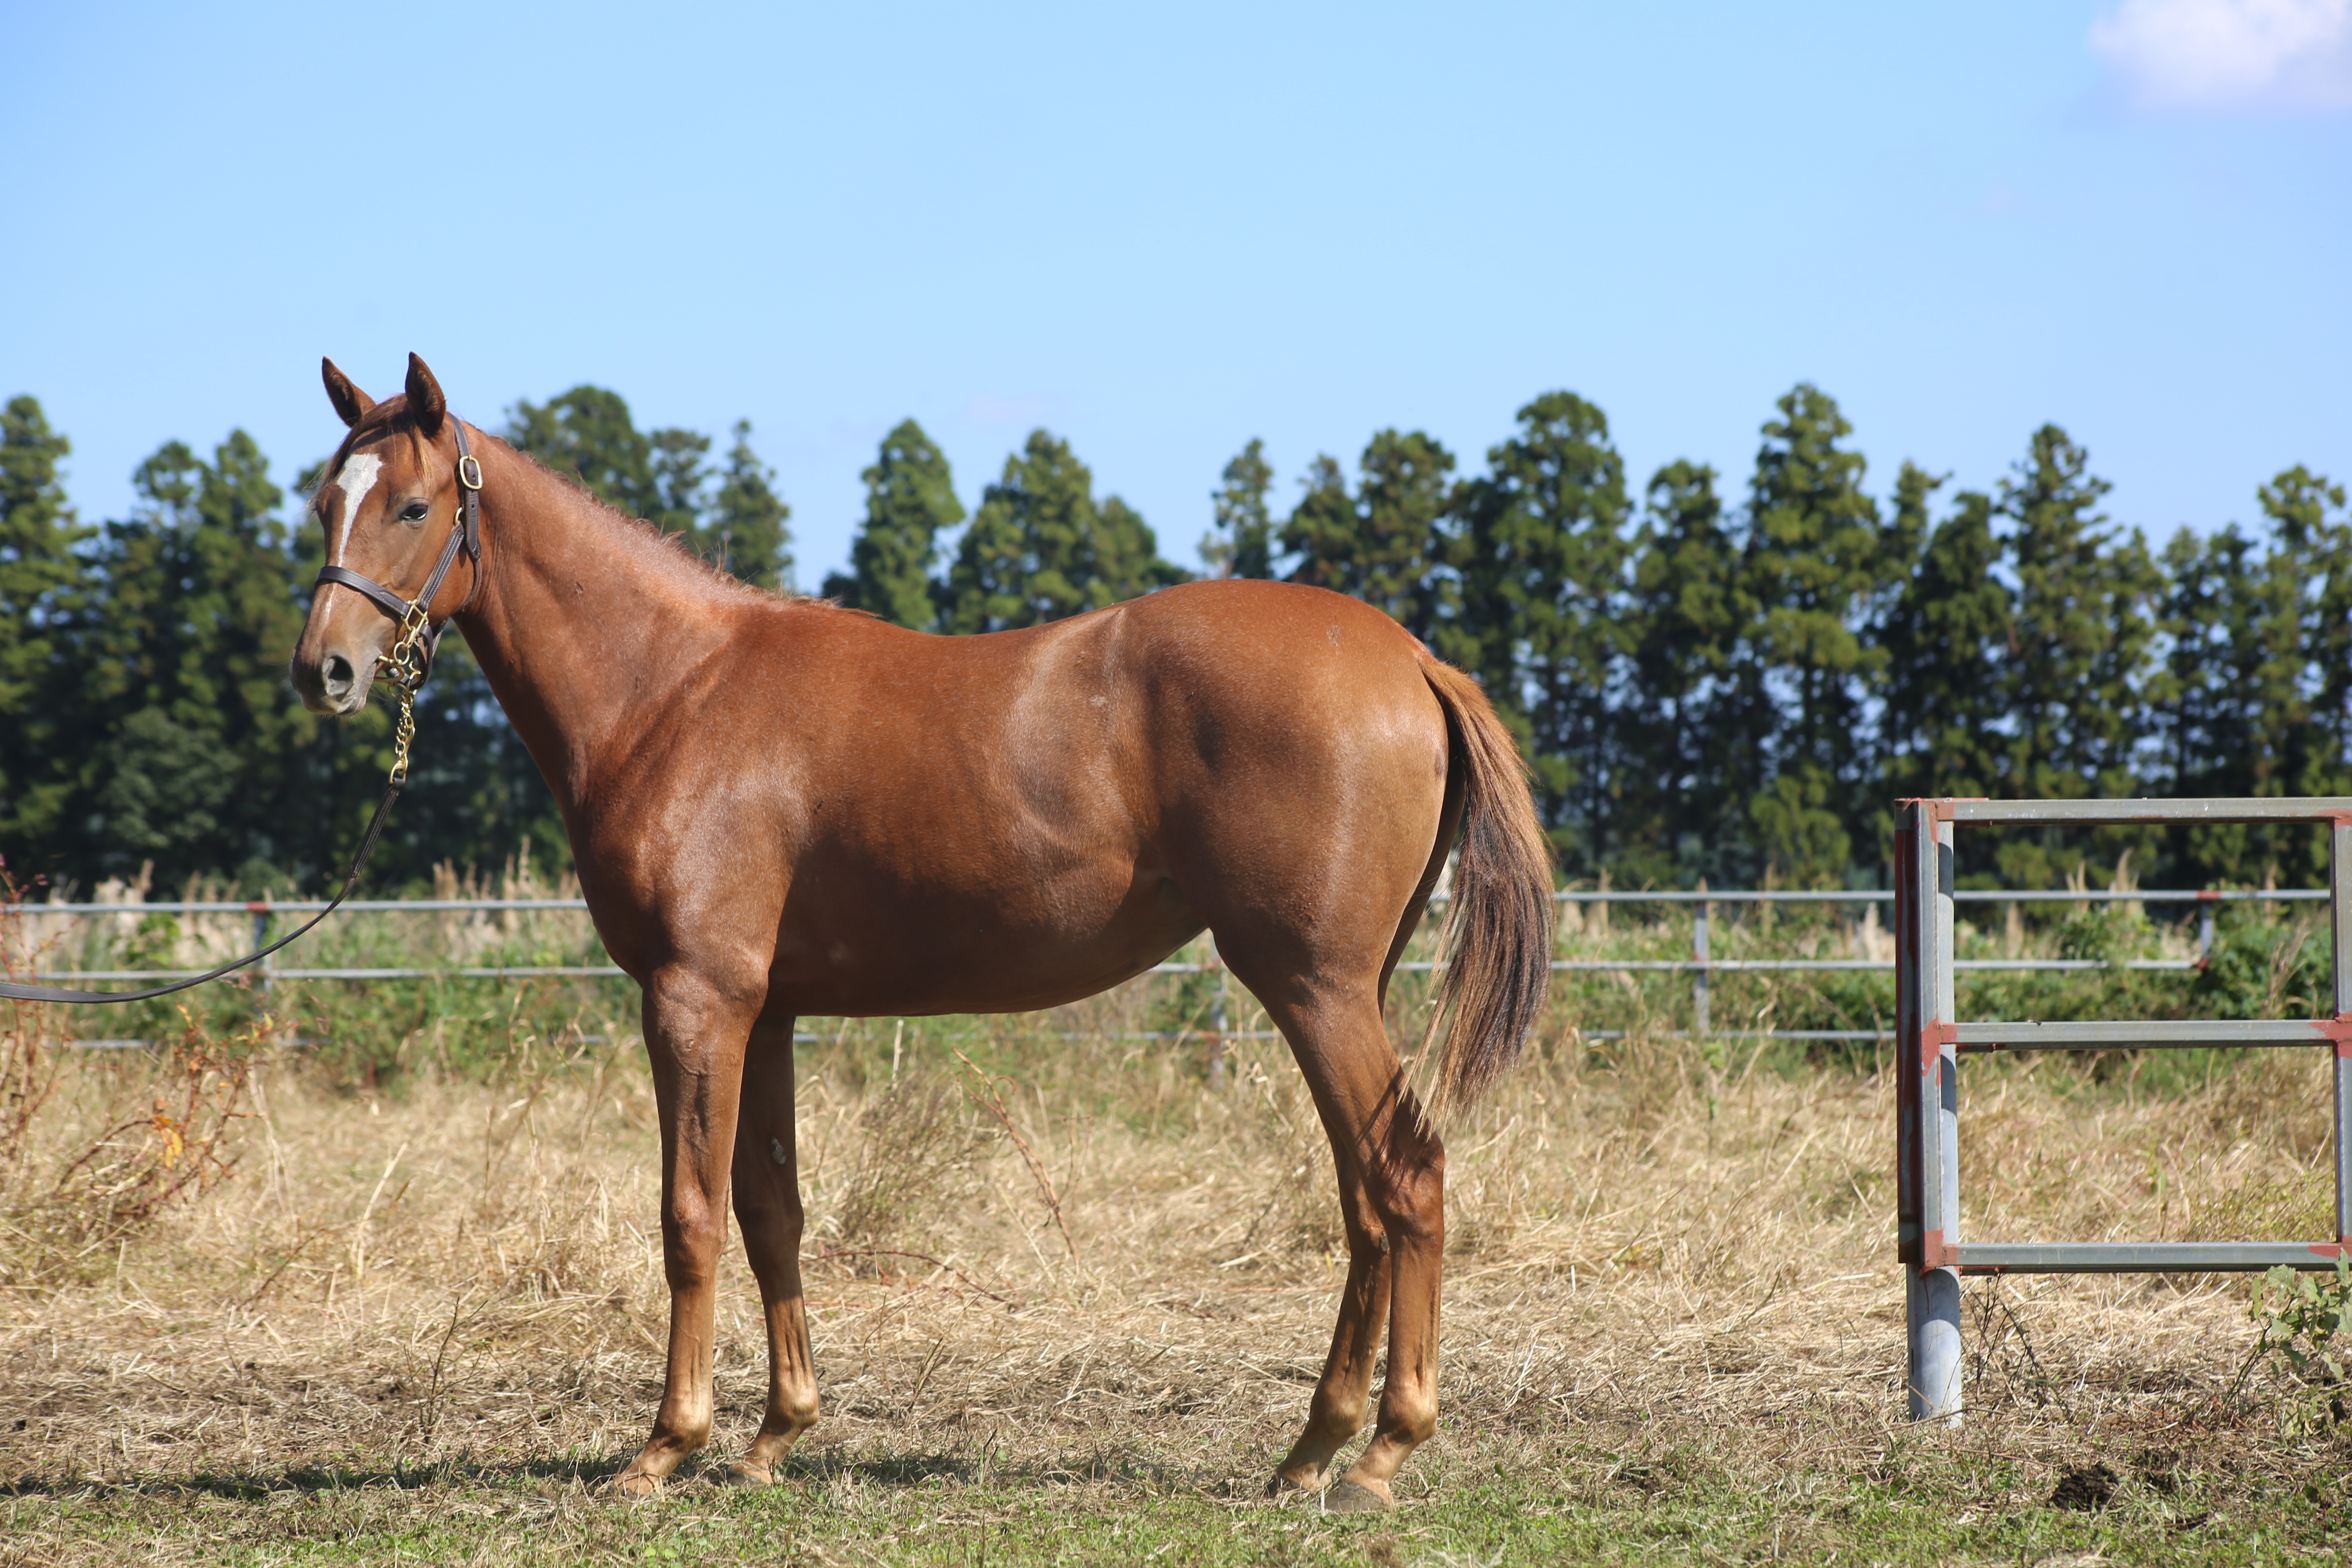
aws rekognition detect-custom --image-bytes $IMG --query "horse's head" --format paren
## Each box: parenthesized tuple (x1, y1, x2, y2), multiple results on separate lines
(290, 352, 478, 716)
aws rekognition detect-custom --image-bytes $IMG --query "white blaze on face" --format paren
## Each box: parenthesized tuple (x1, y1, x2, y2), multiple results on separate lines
(323, 452, 383, 568)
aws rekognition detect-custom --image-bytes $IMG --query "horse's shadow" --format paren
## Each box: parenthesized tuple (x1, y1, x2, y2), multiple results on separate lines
(0, 1446, 1205, 1501)
(0, 1455, 619, 1501)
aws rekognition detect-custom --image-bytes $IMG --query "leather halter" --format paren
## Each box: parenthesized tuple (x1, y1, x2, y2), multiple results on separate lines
(313, 419, 484, 684)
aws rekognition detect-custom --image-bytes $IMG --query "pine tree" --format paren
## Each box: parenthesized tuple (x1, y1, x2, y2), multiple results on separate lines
(2234, 466, 2352, 887)
(1880, 474, 2011, 806)
(505, 386, 659, 516)
(646, 427, 713, 541)
(1281, 430, 1452, 635)
(1446, 392, 1630, 871)
(74, 432, 316, 886)
(1996, 425, 2160, 887)
(1618, 461, 1744, 885)
(2152, 523, 2307, 884)
(822, 419, 963, 628)
(2261, 467, 2352, 799)
(0, 396, 88, 870)
(942, 430, 1187, 635)
(1201, 439, 1276, 580)
(1741, 385, 1901, 886)
(1282, 455, 1355, 591)
(1094, 496, 1184, 604)
(708, 422, 793, 590)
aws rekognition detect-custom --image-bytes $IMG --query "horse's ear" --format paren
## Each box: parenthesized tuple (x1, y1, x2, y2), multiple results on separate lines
(321, 357, 374, 428)
(404, 352, 447, 437)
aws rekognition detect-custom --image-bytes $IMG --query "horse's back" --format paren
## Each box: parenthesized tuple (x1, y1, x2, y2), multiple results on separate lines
(768, 579, 1443, 775)
(728, 582, 1452, 1013)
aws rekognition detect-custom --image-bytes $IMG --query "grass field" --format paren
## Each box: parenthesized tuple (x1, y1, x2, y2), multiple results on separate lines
(3, 884, 2349, 1565)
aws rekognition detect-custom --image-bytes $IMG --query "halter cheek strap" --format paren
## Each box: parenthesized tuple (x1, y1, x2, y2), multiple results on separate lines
(313, 420, 484, 682)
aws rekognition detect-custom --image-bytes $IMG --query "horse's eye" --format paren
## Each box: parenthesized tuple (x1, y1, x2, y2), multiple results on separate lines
(399, 501, 430, 523)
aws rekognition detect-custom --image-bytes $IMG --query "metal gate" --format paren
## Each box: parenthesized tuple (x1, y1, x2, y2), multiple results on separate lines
(1896, 797, 2352, 1422)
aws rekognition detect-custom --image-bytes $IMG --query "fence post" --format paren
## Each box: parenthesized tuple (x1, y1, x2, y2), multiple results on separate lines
(2199, 893, 2218, 966)
(1899, 800, 1963, 1423)
(249, 900, 272, 996)
(1205, 933, 1227, 1091)
(1693, 880, 1711, 1038)
(2332, 823, 2350, 1249)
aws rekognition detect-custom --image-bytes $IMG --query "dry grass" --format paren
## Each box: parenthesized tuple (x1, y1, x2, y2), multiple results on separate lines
(0, 969, 2347, 1561)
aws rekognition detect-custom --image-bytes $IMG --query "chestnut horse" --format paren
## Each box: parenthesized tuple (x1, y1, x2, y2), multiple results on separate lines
(290, 355, 1553, 1510)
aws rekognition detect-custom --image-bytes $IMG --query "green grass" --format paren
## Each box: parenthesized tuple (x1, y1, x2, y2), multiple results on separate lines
(5, 1431, 2345, 1566)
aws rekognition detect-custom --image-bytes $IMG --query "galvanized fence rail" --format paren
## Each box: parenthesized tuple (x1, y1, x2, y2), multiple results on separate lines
(1896, 796, 2352, 1427)
(12, 881, 2325, 1050)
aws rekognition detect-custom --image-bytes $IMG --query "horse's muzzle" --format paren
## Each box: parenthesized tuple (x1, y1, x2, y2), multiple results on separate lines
(291, 646, 376, 716)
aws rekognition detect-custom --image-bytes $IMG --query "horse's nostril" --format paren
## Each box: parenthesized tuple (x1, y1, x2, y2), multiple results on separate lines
(324, 654, 354, 695)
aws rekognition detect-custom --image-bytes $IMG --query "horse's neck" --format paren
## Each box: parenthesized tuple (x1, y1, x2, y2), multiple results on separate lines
(452, 437, 730, 798)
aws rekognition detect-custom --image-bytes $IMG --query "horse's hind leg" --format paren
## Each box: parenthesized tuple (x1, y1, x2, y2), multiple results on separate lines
(719, 1016, 820, 1485)
(1254, 987, 1445, 1512)
(1268, 1161, 1392, 1496)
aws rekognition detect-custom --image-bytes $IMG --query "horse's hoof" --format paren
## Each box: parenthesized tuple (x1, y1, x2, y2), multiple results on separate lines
(716, 1461, 775, 1489)
(610, 1468, 663, 1501)
(1266, 1470, 1318, 1499)
(1321, 1477, 1394, 1514)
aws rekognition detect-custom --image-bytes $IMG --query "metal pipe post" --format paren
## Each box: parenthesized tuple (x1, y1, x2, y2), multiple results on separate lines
(251, 904, 272, 996)
(1900, 801, 1963, 1423)
(2332, 822, 2351, 1247)
(1927, 808, 1962, 1419)
(1693, 894, 1711, 1038)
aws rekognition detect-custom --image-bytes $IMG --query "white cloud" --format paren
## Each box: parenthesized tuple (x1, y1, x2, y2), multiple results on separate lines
(2090, 0, 2352, 109)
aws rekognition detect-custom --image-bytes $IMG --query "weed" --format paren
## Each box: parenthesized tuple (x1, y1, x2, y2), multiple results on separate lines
(2236, 1255, 2351, 1433)
(829, 1068, 987, 1258)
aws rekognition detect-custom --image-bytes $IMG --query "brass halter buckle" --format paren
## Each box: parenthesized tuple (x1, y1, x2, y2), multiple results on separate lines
(382, 601, 434, 693)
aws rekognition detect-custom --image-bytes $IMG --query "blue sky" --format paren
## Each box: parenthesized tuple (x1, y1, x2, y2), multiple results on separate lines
(4, 2, 2347, 582)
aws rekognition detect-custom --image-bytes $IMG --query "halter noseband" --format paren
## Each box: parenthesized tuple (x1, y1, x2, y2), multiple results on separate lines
(313, 419, 484, 690)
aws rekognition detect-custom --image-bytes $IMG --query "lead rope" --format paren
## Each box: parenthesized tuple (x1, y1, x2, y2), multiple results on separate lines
(0, 781, 408, 1006)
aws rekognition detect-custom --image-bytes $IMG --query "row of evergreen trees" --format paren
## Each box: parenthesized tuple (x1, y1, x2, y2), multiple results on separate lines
(824, 388, 2352, 895)
(3, 381, 2347, 898)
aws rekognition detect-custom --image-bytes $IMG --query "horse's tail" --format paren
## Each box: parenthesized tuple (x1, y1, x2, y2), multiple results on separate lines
(1414, 654, 1556, 1120)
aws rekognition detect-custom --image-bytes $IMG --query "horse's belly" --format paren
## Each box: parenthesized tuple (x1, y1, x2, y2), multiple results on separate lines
(768, 864, 1201, 1018)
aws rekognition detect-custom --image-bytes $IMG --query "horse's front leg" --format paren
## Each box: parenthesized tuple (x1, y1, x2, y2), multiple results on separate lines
(615, 964, 761, 1497)
(717, 1015, 819, 1486)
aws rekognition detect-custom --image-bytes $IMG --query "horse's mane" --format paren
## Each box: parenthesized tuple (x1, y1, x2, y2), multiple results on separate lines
(332, 396, 836, 615)
(510, 446, 810, 608)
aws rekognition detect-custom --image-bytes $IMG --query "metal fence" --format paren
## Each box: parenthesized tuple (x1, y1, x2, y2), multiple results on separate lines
(1896, 796, 2352, 1426)
(14, 880, 2327, 1046)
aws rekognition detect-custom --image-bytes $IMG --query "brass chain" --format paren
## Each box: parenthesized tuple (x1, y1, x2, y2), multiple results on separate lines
(377, 602, 434, 785)
(388, 681, 418, 784)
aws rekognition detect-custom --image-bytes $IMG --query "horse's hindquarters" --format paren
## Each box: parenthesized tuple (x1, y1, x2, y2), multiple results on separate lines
(1130, 586, 1454, 1000)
